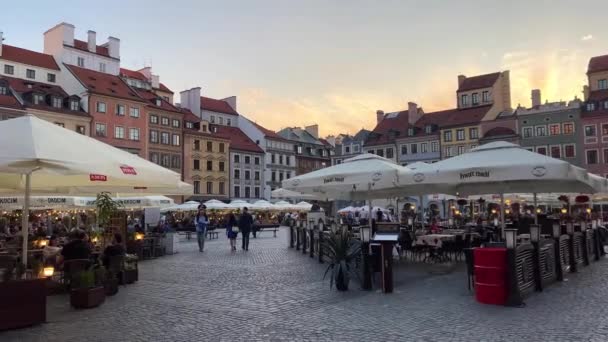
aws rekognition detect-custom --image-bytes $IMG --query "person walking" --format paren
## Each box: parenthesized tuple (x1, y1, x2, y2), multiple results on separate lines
(195, 206, 209, 252)
(238, 207, 254, 251)
(227, 213, 238, 252)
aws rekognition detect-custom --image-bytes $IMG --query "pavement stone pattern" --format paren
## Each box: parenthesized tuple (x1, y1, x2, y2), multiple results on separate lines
(3, 227, 608, 341)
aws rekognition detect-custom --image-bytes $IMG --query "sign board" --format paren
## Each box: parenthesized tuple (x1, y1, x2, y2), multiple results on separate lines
(144, 207, 161, 231)
(372, 234, 399, 242)
(376, 223, 400, 234)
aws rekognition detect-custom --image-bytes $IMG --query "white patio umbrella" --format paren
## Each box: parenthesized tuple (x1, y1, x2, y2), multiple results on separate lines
(271, 188, 318, 199)
(0, 115, 193, 265)
(229, 199, 250, 210)
(273, 200, 295, 210)
(251, 200, 274, 210)
(295, 201, 313, 211)
(204, 199, 231, 210)
(337, 206, 356, 214)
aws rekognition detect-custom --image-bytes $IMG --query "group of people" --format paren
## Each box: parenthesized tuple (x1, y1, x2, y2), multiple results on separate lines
(194, 205, 254, 252)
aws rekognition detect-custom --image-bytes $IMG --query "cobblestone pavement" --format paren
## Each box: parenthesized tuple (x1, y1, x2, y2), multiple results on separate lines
(3, 227, 608, 341)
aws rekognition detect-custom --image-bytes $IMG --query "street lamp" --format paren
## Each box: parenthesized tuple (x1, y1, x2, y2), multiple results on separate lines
(360, 225, 372, 290)
(536, 208, 542, 214)
(504, 228, 517, 249)
(530, 225, 540, 243)
(561, 208, 568, 214)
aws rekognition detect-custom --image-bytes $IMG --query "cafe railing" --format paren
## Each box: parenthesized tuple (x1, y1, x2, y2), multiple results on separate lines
(571, 231, 585, 271)
(514, 243, 536, 298)
(537, 238, 557, 289)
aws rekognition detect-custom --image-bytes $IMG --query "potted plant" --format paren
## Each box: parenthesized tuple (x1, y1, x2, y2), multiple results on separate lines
(122, 254, 139, 284)
(69, 266, 106, 309)
(95, 192, 122, 231)
(322, 228, 361, 291)
(0, 261, 47, 330)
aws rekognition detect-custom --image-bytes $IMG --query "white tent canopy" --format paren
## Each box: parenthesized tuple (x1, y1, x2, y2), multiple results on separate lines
(271, 188, 318, 199)
(294, 201, 312, 211)
(204, 199, 231, 210)
(251, 200, 274, 210)
(337, 206, 357, 214)
(283, 154, 411, 200)
(229, 200, 250, 210)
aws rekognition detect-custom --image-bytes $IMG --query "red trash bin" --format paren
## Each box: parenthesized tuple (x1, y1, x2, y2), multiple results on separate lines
(474, 247, 508, 305)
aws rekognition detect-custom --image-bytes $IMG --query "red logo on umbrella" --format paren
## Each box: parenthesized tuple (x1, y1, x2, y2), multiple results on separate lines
(120, 165, 137, 175)
(90, 174, 107, 182)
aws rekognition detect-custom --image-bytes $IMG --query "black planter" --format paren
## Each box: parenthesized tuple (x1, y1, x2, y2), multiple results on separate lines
(121, 269, 138, 284)
(104, 278, 119, 296)
(336, 269, 349, 291)
(0, 278, 46, 330)
(70, 286, 105, 309)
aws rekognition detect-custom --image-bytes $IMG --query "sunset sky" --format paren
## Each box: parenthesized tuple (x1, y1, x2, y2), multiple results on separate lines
(2, 0, 607, 136)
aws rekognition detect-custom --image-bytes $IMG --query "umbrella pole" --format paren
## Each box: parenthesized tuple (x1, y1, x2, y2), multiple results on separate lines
(21, 172, 32, 269)
(533, 193, 538, 225)
(500, 193, 505, 241)
(419, 195, 423, 223)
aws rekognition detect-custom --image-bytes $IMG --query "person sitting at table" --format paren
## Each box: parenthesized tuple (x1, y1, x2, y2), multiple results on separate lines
(102, 233, 125, 268)
(58, 229, 91, 263)
(42, 235, 62, 265)
(430, 219, 440, 234)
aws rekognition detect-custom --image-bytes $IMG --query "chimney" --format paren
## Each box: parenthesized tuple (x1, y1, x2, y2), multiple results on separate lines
(376, 110, 384, 124)
(458, 75, 466, 88)
(583, 85, 590, 101)
(87, 30, 96, 52)
(138, 66, 152, 80)
(531, 89, 541, 107)
(222, 96, 237, 111)
(180, 88, 201, 117)
(407, 102, 422, 125)
(151, 75, 160, 89)
(107, 36, 120, 59)
(305, 124, 319, 139)
(0, 31, 3, 56)
(43, 22, 75, 54)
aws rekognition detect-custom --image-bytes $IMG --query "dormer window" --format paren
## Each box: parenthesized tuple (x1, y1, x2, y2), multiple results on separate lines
(156, 99, 162, 106)
(407, 128, 415, 136)
(425, 125, 432, 134)
(185, 122, 194, 129)
(51, 97, 62, 108)
(70, 100, 80, 111)
(33, 94, 44, 105)
(0, 85, 7, 95)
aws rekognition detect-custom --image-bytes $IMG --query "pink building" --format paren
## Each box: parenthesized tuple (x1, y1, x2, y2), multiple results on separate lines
(582, 54, 608, 177)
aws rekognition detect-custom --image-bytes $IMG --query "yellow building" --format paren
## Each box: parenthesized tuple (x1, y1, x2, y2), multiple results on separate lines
(182, 111, 230, 201)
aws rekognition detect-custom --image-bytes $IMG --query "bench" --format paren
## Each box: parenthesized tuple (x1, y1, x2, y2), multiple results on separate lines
(206, 229, 219, 239)
(255, 226, 279, 238)
(177, 231, 194, 240)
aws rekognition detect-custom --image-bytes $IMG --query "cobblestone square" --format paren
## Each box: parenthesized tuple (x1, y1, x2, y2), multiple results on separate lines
(3, 227, 608, 342)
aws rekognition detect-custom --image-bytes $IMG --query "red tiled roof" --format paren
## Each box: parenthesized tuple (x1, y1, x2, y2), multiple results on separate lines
(0, 92, 23, 110)
(119, 68, 147, 81)
(318, 138, 332, 146)
(251, 120, 289, 141)
(201, 96, 238, 115)
(156, 83, 173, 94)
(482, 126, 516, 138)
(457, 72, 500, 92)
(588, 54, 608, 74)
(588, 89, 608, 102)
(364, 111, 410, 147)
(0, 44, 60, 70)
(72, 39, 110, 57)
(179, 107, 201, 123)
(66, 65, 145, 103)
(135, 89, 182, 114)
(215, 125, 264, 153)
(424, 105, 492, 129)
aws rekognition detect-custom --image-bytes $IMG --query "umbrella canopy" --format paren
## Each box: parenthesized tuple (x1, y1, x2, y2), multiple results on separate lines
(271, 188, 318, 199)
(251, 200, 274, 210)
(400, 142, 607, 196)
(283, 153, 411, 200)
(337, 206, 356, 214)
(204, 199, 231, 210)
(295, 201, 312, 211)
(273, 200, 295, 210)
(229, 200, 251, 210)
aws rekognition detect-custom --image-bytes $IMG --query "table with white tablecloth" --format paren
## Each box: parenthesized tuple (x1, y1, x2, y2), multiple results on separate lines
(414, 234, 456, 248)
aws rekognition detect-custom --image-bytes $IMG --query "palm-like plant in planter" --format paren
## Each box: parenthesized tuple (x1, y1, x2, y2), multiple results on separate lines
(95, 192, 122, 230)
(323, 228, 361, 291)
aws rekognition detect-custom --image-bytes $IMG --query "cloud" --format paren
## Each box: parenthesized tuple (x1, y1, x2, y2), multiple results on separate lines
(581, 34, 593, 41)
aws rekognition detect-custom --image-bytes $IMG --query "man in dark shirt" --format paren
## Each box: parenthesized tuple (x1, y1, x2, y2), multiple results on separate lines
(61, 230, 91, 261)
(103, 234, 125, 268)
(238, 207, 254, 251)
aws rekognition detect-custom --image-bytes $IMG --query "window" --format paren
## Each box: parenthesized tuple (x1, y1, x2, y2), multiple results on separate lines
(254, 157, 260, 165)
(171, 155, 181, 169)
(147, 130, 157, 144)
(96, 102, 106, 113)
(47, 73, 56, 83)
(219, 117, 224, 125)
(99, 63, 106, 73)
(482, 91, 489, 103)
(234, 169, 240, 179)
(67, 100, 79, 111)
(171, 134, 180, 146)
(456, 129, 465, 141)
(603, 124, 608, 136)
(114, 126, 125, 139)
(76, 125, 86, 135)
(550, 145, 561, 158)
(421, 143, 428, 153)
(130, 107, 140, 118)
(245, 170, 250, 180)
(279, 155, 283, 164)
(193, 159, 200, 170)
(443, 131, 452, 142)
(457, 146, 465, 155)
(172, 119, 180, 128)
(445, 146, 453, 157)
(564, 144, 575, 158)
(55, 122, 64, 127)
(0, 85, 6, 95)
(129, 128, 140, 141)
(234, 154, 240, 163)
(210, 116, 215, 123)
(193, 181, 200, 194)
(536, 146, 547, 156)
(522, 127, 533, 138)
(245, 187, 251, 198)
(461, 94, 468, 106)
(431, 141, 439, 153)
(254, 171, 260, 180)
(219, 182, 225, 195)
(286, 172, 291, 179)
(410, 144, 418, 154)
(286, 156, 291, 166)
(194, 140, 200, 150)
(161, 132, 169, 144)
(604, 149, 608, 164)
(161, 154, 170, 167)
(33, 94, 44, 105)
(227, 119, 231, 126)
(219, 161, 225, 172)
(376, 149, 384, 157)
(52, 97, 62, 108)
(254, 187, 260, 198)
(562, 122, 573, 135)
(4, 65, 14, 75)
(296, 145, 302, 154)
(345, 146, 351, 154)
(271, 154, 276, 164)
(77, 57, 85, 67)
(407, 128, 415, 136)
(599, 79, 608, 90)
(271, 171, 276, 182)
(587, 103, 596, 111)
(401, 145, 408, 155)
(354, 145, 360, 152)
(245, 156, 251, 164)
(26, 69, 35, 79)
(150, 115, 158, 124)
(150, 153, 159, 164)
(95, 123, 106, 137)
(585, 125, 597, 137)
(161, 117, 169, 125)
(207, 141, 213, 152)
(471, 93, 479, 105)
(535, 125, 547, 137)
(234, 186, 240, 198)
(549, 124, 561, 135)
(201, 124, 207, 132)
(186, 122, 193, 129)
(279, 172, 284, 181)
(206, 160, 213, 171)
(587, 150, 599, 164)
(113, 104, 124, 116)
(469, 127, 478, 139)
(386, 148, 394, 159)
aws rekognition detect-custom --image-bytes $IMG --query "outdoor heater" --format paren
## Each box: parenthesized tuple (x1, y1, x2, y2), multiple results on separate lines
(504, 228, 517, 249)
(530, 224, 540, 243)
(552, 222, 561, 238)
(566, 222, 574, 235)
(360, 225, 372, 290)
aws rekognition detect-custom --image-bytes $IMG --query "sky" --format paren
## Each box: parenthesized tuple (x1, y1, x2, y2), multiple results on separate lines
(1, 0, 607, 136)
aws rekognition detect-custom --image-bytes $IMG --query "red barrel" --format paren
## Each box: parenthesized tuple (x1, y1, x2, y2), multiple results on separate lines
(474, 247, 508, 305)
